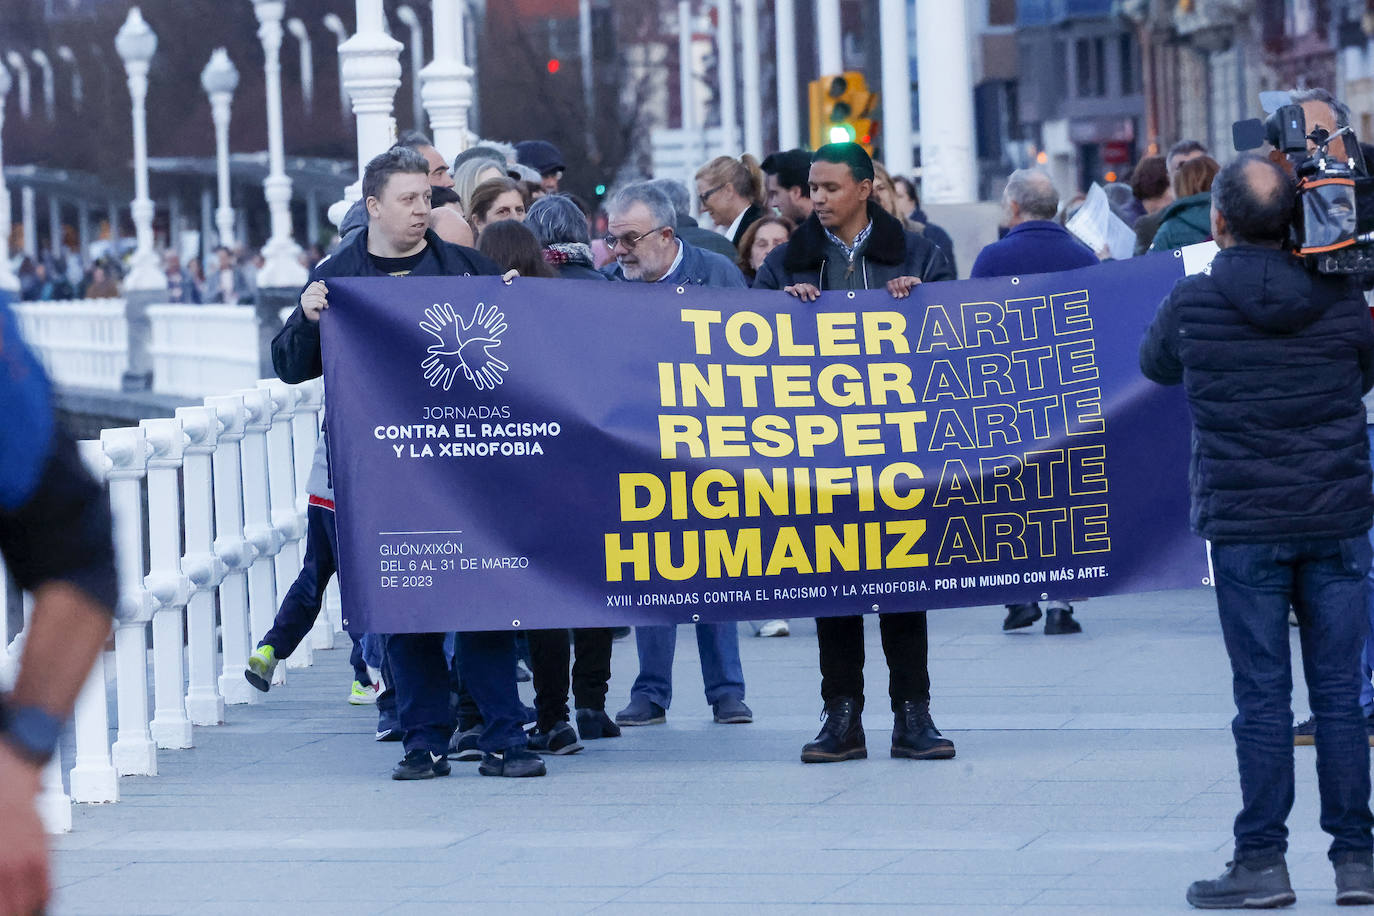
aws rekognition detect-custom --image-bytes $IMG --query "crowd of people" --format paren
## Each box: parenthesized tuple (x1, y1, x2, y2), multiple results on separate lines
(10, 81, 1374, 912)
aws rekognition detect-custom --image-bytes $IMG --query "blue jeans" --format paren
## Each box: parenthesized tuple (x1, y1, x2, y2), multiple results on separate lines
(1362, 425, 1374, 715)
(387, 630, 526, 755)
(1212, 537, 1374, 865)
(630, 623, 745, 709)
(259, 504, 368, 684)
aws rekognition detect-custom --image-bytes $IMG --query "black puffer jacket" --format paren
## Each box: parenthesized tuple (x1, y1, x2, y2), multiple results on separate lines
(1139, 245, 1374, 543)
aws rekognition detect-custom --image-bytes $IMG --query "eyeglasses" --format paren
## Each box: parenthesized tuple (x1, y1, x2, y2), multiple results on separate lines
(698, 184, 725, 206)
(602, 226, 671, 252)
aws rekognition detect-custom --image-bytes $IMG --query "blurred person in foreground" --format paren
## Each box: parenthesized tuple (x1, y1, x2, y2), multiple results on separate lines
(0, 291, 118, 916)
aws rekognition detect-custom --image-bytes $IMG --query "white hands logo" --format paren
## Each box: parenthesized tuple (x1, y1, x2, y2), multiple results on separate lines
(419, 301, 509, 391)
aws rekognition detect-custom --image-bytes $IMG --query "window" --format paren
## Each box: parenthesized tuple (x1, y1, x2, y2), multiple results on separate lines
(1119, 33, 1138, 95)
(1075, 36, 1108, 97)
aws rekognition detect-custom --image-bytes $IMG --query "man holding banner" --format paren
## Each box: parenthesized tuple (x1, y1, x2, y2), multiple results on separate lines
(1141, 153, 1374, 907)
(272, 146, 546, 780)
(755, 142, 957, 763)
(602, 182, 757, 728)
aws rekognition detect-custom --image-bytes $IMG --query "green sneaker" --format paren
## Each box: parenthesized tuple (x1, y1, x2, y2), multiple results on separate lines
(348, 680, 377, 706)
(244, 645, 278, 692)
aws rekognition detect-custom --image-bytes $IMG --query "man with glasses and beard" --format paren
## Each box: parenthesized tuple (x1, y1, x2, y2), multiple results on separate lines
(599, 182, 753, 728)
(600, 182, 747, 287)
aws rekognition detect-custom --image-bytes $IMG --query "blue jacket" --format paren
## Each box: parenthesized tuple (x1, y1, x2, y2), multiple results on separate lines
(969, 220, 1098, 279)
(1139, 245, 1374, 543)
(602, 238, 747, 288)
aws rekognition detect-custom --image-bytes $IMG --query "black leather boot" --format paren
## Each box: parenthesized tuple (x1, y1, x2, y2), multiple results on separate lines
(891, 700, 956, 759)
(801, 697, 866, 763)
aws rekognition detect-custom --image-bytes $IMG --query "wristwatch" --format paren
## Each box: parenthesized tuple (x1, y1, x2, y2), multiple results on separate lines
(0, 697, 64, 766)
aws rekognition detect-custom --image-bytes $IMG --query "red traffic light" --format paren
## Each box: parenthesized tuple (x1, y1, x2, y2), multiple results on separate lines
(547, 58, 560, 74)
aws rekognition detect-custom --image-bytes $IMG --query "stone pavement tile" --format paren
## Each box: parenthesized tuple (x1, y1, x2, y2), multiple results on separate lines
(817, 873, 1042, 906)
(590, 904, 817, 915)
(604, 872, 857, 905)
(1024, 886, 1198, 907)
(1021, 830, 1232, 853)
(832, 829, 1038, 851)
(872, 849, 1095, 875)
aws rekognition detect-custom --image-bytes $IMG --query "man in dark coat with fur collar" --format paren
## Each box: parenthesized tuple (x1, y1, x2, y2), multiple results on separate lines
(752, 141, 956, 766)
(752, 142, 954, 295)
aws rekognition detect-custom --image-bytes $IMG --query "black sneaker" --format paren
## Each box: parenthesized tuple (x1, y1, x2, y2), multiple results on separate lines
(1002, 603, 1042, 631)
(1335, 859, 1374, 905)
(575, 707, 621, 740)
(527, 721, 584, 755)
(891, 700, 956, 760)
(801, 697, 866, 763)
(1044, 607, 1082, 635)
(1186, 860, 1295, 909)
(447, 725, 483, 761)
(478, 747, 547, 777)
(391, 749, 451, 780)
(1294, 716, 1316, 747)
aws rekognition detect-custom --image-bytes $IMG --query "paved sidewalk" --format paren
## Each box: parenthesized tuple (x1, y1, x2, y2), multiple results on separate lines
(51, 588, 1356, 913)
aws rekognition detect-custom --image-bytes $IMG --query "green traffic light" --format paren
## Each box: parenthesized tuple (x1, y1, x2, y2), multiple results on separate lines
(595, 184, 607, 196)
(828, 124, 856, 144)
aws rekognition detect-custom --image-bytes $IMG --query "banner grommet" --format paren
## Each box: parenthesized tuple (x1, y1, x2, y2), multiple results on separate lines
(871, 604, 879, 612)
(691, 613, 701, 622)
(511, 619, 521, 627)
(676, 286, 686, 295)
(1010, 276, 1020, 285)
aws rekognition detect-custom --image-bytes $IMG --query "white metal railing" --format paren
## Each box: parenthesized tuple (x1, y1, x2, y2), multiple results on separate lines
(0, 376, 334, 831)
(148, 305, 260, 398)
(13, 299, 128, 390)
(11, 299, 269, 398)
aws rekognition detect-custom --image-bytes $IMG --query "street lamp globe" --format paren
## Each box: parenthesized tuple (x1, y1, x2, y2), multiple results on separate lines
(114, 7, 158, 67)
(200, 47, 239, 96)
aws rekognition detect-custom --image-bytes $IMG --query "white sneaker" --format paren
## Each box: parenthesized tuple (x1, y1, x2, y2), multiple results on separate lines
(757, 619, 790, 638)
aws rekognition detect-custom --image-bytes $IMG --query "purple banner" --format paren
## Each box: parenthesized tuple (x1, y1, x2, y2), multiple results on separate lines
(321, 253, 1206, 633)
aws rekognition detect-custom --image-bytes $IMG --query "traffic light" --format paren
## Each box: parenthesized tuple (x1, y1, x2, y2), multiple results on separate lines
(808, 72, 879, 154)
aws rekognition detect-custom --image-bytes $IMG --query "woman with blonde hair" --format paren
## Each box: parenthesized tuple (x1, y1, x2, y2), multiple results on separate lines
(872, 161, 923, 234)
(694, 154, 767, 246)
(453, 156, 506, 215)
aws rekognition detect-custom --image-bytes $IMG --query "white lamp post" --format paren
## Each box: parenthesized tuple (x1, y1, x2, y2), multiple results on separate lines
(775, 0, 798, 149)
(201, 48, 239, 251)
(5, 53, 31, 120)
(114, 7, 165, 292)
(419, 0, 474, 158)
(30, 50, 54, 122)
(717, 0, 739, 154)
(286, 18, 314, 119)
(879, 0, 914, 176)
(395, 5, 426, 132)
(740, 0, 761, 156)
(333, 0, 402, 221)
(250, 0, 307, 289)
(915, 0, 975, 202)
(0, 63, 18, 292)
(816, 0, 841, 75)
(56, 46, 83, 109)
(322, 13, 351, 120)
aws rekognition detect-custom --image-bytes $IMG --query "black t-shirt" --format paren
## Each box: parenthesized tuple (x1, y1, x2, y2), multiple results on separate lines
(369, 245, 433, 276)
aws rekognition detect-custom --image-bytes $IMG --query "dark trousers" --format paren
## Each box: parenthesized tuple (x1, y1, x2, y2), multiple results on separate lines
(1213, 537, 1374, 866)
(259, 504, 368, 684)
(527, 627, 614, 728)
(816, 612, 930, 713)
(388, 630, 526, 755)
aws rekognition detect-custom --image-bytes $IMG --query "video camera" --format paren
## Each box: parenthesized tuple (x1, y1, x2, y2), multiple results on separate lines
(1233, 94, 1374, 274)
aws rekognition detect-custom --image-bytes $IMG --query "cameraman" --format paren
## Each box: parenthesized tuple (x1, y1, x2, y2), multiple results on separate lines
(1141, 153, 1374, 908)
